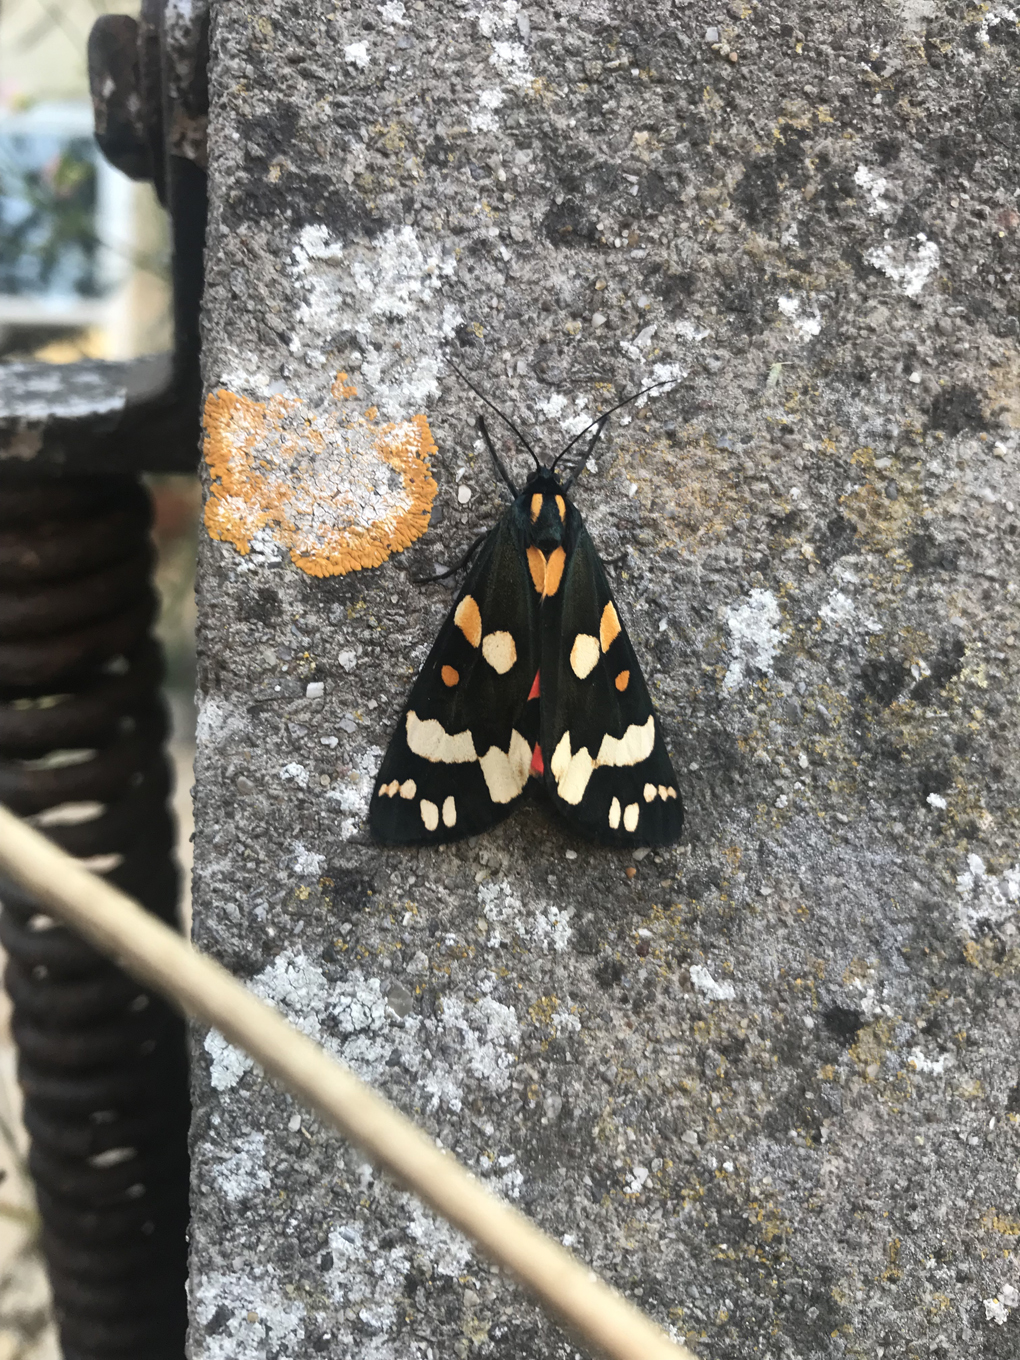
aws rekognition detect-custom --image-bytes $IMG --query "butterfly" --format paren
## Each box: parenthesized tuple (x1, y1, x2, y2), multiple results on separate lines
(369, 373, 684, 847)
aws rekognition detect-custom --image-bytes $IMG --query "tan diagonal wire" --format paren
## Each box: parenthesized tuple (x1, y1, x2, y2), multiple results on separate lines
(0, 805, 699, 1360)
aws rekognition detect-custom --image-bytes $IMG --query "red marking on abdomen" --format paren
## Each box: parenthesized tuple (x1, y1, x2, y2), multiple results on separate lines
(530, 743, 544, 776)
(528, 671, 541, 701)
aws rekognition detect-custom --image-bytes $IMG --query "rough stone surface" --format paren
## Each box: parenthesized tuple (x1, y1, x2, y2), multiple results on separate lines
(192, 3, 1020, 1358)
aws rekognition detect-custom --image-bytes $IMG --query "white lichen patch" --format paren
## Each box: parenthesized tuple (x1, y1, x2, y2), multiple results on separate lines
(985, 1295, 1010, 1325)
(777, 294, 822, 340)
(344, 40, 370, 67)
(865, 234, 940, 298)
(422, 996, 519, 1111)
(476, 879, 569, 951)
(205, 1029, 254, 1091)
(193, 1267, 305, 1359)
(976, 6, 1018, 45)
(818, 590, 856, 628)
(405, 1201, 472, 1277)
(289, 842, 326, 877)
(690, 964, 737, 1002)
(854, 164, 894, 217)
(325, 1219, 409, 1331)
(279, 762, 309, 788)
(532, 904, 573, 952)
(477, 878, 523, 948)
(215, 1131, 271, 1202)
(549, 1004, 581, 1035)
(377, 0, 407, 24)
(907, 1047, 953, 1076)
(469, 86, 506, 133)
(818, 590, 881, 635)
(325, 743, 384, 838)
(291, 224, 460, 417)
(722, 588, 783, 692)
(955, 853, 1020, 935)
(204, 948, 521, 1116)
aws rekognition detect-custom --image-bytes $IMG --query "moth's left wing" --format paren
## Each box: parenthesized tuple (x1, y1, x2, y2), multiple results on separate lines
(539, 516, 684, 846)
(370, 510, 540, 845)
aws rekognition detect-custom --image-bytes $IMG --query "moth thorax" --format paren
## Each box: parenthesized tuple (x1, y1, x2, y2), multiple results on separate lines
(526, 493, 567, 551)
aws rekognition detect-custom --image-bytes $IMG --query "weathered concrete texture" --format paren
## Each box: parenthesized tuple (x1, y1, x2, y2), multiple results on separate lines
(192, 2, 1020, 1357)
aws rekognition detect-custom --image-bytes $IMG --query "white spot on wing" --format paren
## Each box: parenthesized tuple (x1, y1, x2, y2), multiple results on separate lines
(570, 633, 600, 679)
(595, 716, 655, 768)
(623, 803, 639, 832)
(482, 630, 517, 674)
(442, 795, 456, 828)
(608, 797, 621, 830)
(550, 731, 572, 780)
(478, 730, 531, 803)
(406, 711, 477, 763)
(643, 783, 657, 802)
(420, 799, 439, 831)
(399, 779, 416, 799)
(556, 747, 594, 805)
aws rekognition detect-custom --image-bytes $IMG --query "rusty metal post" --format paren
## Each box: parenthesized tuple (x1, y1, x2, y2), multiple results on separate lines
(0, 3, 208, 1356)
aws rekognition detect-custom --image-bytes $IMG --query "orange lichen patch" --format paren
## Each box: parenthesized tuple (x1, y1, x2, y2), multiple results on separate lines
(202, 373, 438, 577)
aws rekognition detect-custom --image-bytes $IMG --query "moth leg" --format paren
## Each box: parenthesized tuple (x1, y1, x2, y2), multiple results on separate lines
(413, 532, 488, 585)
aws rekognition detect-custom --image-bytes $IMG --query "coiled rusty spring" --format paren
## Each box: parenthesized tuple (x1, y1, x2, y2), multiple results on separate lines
(0, 476, 189, 1360)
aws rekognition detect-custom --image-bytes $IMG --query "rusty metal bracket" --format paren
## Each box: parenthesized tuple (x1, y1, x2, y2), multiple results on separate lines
(0, 0, 208, 475)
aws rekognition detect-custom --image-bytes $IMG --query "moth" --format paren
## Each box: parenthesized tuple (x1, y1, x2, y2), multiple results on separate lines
(370, 376, 684, 847)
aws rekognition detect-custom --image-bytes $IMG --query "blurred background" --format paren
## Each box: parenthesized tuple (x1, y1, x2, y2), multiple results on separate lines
(0, 1, 198, 1353)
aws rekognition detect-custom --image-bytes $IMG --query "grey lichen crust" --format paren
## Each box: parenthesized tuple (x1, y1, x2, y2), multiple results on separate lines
(192, 2, 1020, 1357)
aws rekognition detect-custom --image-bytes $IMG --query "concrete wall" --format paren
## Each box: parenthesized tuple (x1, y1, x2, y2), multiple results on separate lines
(191, 3, 1020, 1357)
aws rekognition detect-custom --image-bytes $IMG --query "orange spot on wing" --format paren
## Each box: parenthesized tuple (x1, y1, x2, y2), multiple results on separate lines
(615, 669, 630, 691)
(441, 664, 459, 687)
(527, 546, 546, 594)
(530, 743, 544, 776)
(600, 601, 622, 652)
(530, 493, 542, 522)
(555, 495, 566, 522)
(454, 595, 482, 648)
(544, 546, 566, 597)
(528, 671, 541, 700)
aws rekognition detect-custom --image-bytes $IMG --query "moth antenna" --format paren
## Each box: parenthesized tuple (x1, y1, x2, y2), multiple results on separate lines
(549, 379, 675, 475)
(561, 417, 609, 492)
(477, 415, 519, 500)
(449, 362, 542, 470)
